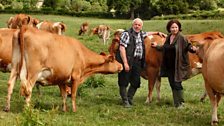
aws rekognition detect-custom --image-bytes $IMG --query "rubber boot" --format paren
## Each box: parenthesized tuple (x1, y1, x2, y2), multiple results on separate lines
(172, 89, 179, 108)
(177, 90, 184, 108)
(127, 86, 137, 105)
(119, 86, 131, 108)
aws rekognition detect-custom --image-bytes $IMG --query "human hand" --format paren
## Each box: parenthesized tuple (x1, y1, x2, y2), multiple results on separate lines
(124, 63, 130, 72)
(158, 32, 167, 38)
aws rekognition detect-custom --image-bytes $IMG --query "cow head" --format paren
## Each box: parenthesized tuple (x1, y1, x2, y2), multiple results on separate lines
(108, 29, 124, 56)
(99, 52, 123, 73)
(187, 31, 224, 61)
(10, 14, 39, 29)
(31, 18, 40, 27)
(53, 22, 67, 35)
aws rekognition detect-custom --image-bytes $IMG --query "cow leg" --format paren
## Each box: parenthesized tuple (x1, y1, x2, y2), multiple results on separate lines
(4, 69, 18, 112)
(103, 30, 106, 45)
(58, 84, 68, 112)
(200, 90, 207, 102)
(145, 68, 160, 104)
(71, 81, 78, 112)
(155, 77, 161, 102)
(205, 84, 218, 125)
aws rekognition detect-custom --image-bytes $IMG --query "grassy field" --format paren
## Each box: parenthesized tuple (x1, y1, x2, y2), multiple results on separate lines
(0, 14, 224, 126)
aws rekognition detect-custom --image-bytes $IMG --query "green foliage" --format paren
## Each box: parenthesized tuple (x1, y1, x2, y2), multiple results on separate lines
(70, 0, 91, 12)
(16, 106, 59, 126)
(0, 3, 4, 10)
(11, 1, 23, 10)
(43, 0, 58, 9)
(200, 0, 218, 10)
(152, 10, 223, 20)
(0, 0, 12, 5)
(83, 75, 106, 88)
(19, 106, 45, 126)
(155, 0, 189, 15)
(77, 75, 106, 97)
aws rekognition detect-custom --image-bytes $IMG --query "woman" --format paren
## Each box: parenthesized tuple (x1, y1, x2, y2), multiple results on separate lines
(151, 19, 197, 108)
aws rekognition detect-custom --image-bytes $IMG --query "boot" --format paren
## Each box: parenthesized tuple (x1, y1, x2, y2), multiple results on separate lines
(119, 86, 131, 108)
(177, 90, 184, 108)
(127, 86, 137, 105)
(172, 89, 179, 108)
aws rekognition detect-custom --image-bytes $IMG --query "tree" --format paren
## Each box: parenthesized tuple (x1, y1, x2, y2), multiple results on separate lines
(43, 0, 58, 9)
(70, 0, 91, 12)
(107, 0, 143, 19)
(155, 0, 189, 15)
(0, 0, 12, 5)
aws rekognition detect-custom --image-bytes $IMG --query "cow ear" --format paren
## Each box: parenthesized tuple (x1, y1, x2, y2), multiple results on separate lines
(60, 23, 66, 31)
(105, 55, 114, 62)
(100, 52, 106, 56)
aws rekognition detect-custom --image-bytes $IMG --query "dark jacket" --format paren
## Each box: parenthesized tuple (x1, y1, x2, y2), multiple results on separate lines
(156, 32, 195, 82)
(116, 28, 145, 68)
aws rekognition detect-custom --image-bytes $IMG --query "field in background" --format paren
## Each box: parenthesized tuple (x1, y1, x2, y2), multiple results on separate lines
(0, 14, 224, 126)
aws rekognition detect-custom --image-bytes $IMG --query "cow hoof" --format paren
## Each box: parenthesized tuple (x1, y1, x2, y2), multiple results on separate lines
(211, 121, 218, 126)
(3, 107, 10, 112)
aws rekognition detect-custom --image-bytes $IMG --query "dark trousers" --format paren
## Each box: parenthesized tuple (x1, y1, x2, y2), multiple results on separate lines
(167, 69, 183, 90)
(118, 59, 142, 89)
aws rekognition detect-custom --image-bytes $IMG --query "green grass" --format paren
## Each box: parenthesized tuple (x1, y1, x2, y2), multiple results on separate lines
(0, 14, 224, 126)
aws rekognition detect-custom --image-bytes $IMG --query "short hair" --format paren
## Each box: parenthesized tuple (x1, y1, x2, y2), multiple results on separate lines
(166, 19, 182, 33)
(132, 18, 143, 26)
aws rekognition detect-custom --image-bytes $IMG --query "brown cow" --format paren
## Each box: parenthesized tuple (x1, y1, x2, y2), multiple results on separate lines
(188, 36, 224, 125)
(0, 28, 18, 72)
(78, 22, 89, 35)
(4, 26, 123, 112)
(7, 14, 39, 29)
(36, 21, 66, 35)
(108, 31, 223, 104)
(108, 29, 124, 56)
(90, 25, 110, 45)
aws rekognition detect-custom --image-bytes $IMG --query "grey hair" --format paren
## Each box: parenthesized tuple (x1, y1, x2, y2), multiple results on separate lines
(132, 18, 143, 26)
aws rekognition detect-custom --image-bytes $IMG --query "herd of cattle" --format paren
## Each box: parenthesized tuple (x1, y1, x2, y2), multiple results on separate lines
(0, 13, 224, 125)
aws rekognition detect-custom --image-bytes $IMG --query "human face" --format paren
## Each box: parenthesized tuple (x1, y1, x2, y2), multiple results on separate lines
(170, 23, 179, 35)
(132, 20, 142, 33)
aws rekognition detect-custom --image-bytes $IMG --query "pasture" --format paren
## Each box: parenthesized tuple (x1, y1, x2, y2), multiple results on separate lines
(0, 14, 224, 126)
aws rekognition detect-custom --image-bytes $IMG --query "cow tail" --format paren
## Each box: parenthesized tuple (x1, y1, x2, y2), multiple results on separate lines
(18, 25, 30, 96)
(18, 25, 26, 72)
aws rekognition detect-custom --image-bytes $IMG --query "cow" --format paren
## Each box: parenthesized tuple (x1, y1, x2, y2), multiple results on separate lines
(36, 21, 66, 35)
(108, 31, 224, 104)
(0, 28, 18, 72)
(188, 36, 224, 125)
(4, 25, 123, 112)
(90, 25, 110, 45)
(78, 22, 89, 36)
(6, 17, 14, 28)
(7, 14, 39, 29)
(108, 29, 125, 56)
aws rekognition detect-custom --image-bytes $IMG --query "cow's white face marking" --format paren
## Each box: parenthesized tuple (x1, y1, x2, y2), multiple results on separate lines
(148, 35, 153, 40)
(53, 22, 62, 35)
(36, 22, 43, 29)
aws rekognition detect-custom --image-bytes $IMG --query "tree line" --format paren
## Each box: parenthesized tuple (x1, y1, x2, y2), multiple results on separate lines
(0, 0, 224, 19)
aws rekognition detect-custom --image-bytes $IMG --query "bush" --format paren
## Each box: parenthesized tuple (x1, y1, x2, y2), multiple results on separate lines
(0, 3, 4, 10)
(11, 1, 23, 10)
(77, 75, 106, 97)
